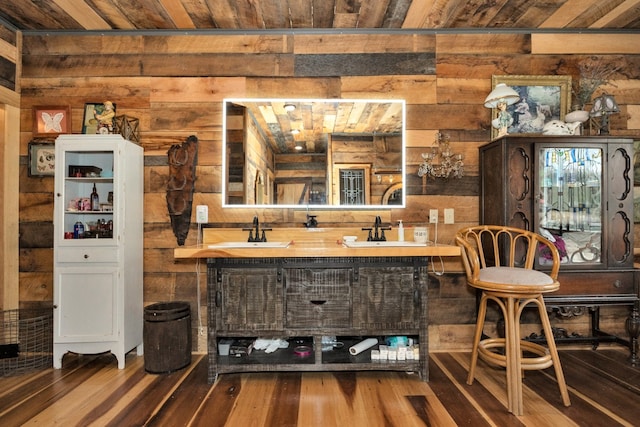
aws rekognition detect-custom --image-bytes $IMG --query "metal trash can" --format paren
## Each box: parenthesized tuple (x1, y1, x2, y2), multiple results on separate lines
(143, 301, 192, 373)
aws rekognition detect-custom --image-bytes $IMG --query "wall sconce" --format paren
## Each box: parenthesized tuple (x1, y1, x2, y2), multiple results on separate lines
(294, 141, 304, 151)
(589, 92, 619, 135)
(284, 103, 296, 112)
(484, 83, 520, 138)
(418, 132, 464, 179)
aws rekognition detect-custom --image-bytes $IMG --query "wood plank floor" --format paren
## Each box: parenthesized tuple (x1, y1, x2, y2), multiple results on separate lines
(1, 348, 638, 426)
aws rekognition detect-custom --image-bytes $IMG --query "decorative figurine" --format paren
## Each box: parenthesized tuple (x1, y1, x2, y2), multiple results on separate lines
(492, 101, 513, 138)
(94, 101, 115, 134)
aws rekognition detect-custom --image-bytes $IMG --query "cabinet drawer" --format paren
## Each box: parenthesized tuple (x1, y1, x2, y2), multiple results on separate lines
(57, 247, 118, 263)
(286, 295, 351, 328)
(554, 271, 635, 296)
(285, 268, 351, 294)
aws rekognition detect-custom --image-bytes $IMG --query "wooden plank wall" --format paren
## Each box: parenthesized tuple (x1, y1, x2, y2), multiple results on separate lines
(0, 22, 19, 311)
(16, 31, 640, 350)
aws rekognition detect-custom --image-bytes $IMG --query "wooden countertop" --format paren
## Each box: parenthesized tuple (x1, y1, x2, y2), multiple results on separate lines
(174, 227, 461, 259)
(174, 240, 460, 259)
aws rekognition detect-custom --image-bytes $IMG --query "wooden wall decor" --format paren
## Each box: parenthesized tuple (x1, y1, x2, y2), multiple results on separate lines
(166, 135, 198, 246)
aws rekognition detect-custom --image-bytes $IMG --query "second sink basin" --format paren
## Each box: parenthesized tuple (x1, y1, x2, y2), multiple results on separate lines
(343, 240, 427, 248)
(208, 241, 291, 249)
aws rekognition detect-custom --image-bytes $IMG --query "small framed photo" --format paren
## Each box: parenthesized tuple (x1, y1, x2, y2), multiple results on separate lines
(32, 106, 71, 137)
(28, 142, 56, 176)
(490, 75, 572, 140)
(82, 102, 116, 134)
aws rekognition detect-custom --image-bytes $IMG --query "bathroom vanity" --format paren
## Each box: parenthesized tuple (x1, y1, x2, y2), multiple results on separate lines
(175, 227, 460, 383)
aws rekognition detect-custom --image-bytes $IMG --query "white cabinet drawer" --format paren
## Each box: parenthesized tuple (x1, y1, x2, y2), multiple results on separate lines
(57, 247, 118, 263)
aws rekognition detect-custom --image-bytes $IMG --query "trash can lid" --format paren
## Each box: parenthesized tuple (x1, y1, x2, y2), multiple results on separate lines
(144, 301, 190, 321)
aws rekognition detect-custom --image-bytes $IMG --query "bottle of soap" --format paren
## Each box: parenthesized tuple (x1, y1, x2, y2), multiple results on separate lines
(397, 220, 404, 241)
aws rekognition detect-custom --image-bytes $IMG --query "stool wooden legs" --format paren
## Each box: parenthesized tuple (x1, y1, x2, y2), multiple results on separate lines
(533, 295, 571, 408)
(468, 291, 571, 415)
(467, 292, 488, 386)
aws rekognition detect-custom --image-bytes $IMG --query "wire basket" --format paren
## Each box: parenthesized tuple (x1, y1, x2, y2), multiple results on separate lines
(0, 308, 53, 376)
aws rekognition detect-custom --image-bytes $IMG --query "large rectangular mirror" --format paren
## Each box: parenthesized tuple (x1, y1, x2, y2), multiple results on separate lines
(223, 98, 405, 209)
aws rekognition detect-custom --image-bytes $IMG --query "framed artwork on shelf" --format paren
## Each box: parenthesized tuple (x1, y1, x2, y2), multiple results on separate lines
(82, 102, 116, 134)
(32, 106, 71, 137)
(490, 75, 572, 140)
(28, 142, 56, 176)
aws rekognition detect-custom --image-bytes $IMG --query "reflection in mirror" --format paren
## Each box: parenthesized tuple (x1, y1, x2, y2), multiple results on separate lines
(223, 98, 405, 209)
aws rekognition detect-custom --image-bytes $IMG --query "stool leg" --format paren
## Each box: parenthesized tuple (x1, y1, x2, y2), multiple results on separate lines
(467, 292, 488, 385)
(537, 296, 571, 407)
(506, 296, 523, 415)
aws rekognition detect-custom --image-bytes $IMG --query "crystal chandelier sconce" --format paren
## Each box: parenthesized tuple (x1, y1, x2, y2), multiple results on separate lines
(418, 132, 464, 179)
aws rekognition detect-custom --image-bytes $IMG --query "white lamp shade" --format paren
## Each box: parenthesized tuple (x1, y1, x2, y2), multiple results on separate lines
(484, 83, 520, 108)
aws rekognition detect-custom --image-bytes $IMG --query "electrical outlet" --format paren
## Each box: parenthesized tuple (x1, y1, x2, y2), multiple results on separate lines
(429, 209, 438, 224)
(444, 208, 454, 224)
(196, 205, 208, 224)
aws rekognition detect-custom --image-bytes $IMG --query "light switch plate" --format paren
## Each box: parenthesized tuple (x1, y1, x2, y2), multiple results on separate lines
(196, 205, 208, 224)
(429, 209, 438, 224)
(444, 208, 454, 224)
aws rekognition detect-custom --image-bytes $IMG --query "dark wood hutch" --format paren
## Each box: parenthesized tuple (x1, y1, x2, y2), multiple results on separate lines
(479, 135, 639, 363)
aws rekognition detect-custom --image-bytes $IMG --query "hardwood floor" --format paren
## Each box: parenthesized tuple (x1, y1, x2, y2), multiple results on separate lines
(1, 348, 638, 426)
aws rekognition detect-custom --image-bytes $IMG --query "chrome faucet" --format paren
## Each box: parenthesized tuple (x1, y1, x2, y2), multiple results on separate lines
(362, 216, 390, 241)
(243, 216, 271, 242)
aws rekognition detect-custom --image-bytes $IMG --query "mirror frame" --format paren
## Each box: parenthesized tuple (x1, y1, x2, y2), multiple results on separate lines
(222, 98, 406, 209)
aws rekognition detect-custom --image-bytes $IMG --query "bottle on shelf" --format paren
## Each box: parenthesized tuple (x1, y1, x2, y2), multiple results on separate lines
(91, 183, 100, 211)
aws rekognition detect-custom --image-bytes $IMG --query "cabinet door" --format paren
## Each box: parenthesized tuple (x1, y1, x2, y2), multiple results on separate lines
(605, 143, 634, 268)
(55, 146, 116, 244)
(537, 145, 605, 267)
(354, 266, 418, 329)
(217, 267, 283, 331)
(54, 267, 118, 342)
(480, 139, 532, 228)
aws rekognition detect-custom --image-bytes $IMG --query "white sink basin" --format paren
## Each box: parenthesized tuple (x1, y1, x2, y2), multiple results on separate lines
(207, 241, 290, 249)
(343, 241, 427, 248)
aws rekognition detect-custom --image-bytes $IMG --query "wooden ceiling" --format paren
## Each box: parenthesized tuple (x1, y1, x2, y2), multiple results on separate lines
(0, 0, 638, 32)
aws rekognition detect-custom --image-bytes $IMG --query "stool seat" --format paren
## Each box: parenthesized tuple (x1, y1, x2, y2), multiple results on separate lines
(456, 225, 571, 416)
(479, 267, 557, 290)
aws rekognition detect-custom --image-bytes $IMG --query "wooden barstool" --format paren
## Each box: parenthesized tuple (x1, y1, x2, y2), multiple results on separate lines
(455, 225, 571, 415)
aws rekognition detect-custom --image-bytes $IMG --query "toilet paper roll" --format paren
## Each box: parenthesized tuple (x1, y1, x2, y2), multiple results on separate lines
(349, 338, 378, 356)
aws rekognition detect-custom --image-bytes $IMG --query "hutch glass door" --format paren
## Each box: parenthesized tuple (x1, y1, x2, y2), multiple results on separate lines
(537, 146, 603, 266)
(61, 149, 115, 244)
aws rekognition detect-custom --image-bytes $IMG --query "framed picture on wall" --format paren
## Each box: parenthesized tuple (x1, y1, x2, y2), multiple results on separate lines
(490, 75, 572, 140)
(28, 142, 56, 176)
(32, 106, 71, 137)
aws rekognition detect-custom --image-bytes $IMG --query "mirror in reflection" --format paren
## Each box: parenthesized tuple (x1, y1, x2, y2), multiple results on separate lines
(223, 98, 405, 208)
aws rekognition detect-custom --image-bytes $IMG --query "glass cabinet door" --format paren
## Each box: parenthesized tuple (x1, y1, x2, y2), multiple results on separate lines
(61, 149, 115, 243)
(537, 146, 603, 266)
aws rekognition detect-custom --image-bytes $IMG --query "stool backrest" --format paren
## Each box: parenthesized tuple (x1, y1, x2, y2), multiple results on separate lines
(455, 225, 560, 284)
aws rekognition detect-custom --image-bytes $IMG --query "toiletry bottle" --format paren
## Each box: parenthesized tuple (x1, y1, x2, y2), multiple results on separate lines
(397, 220, 404, 241)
